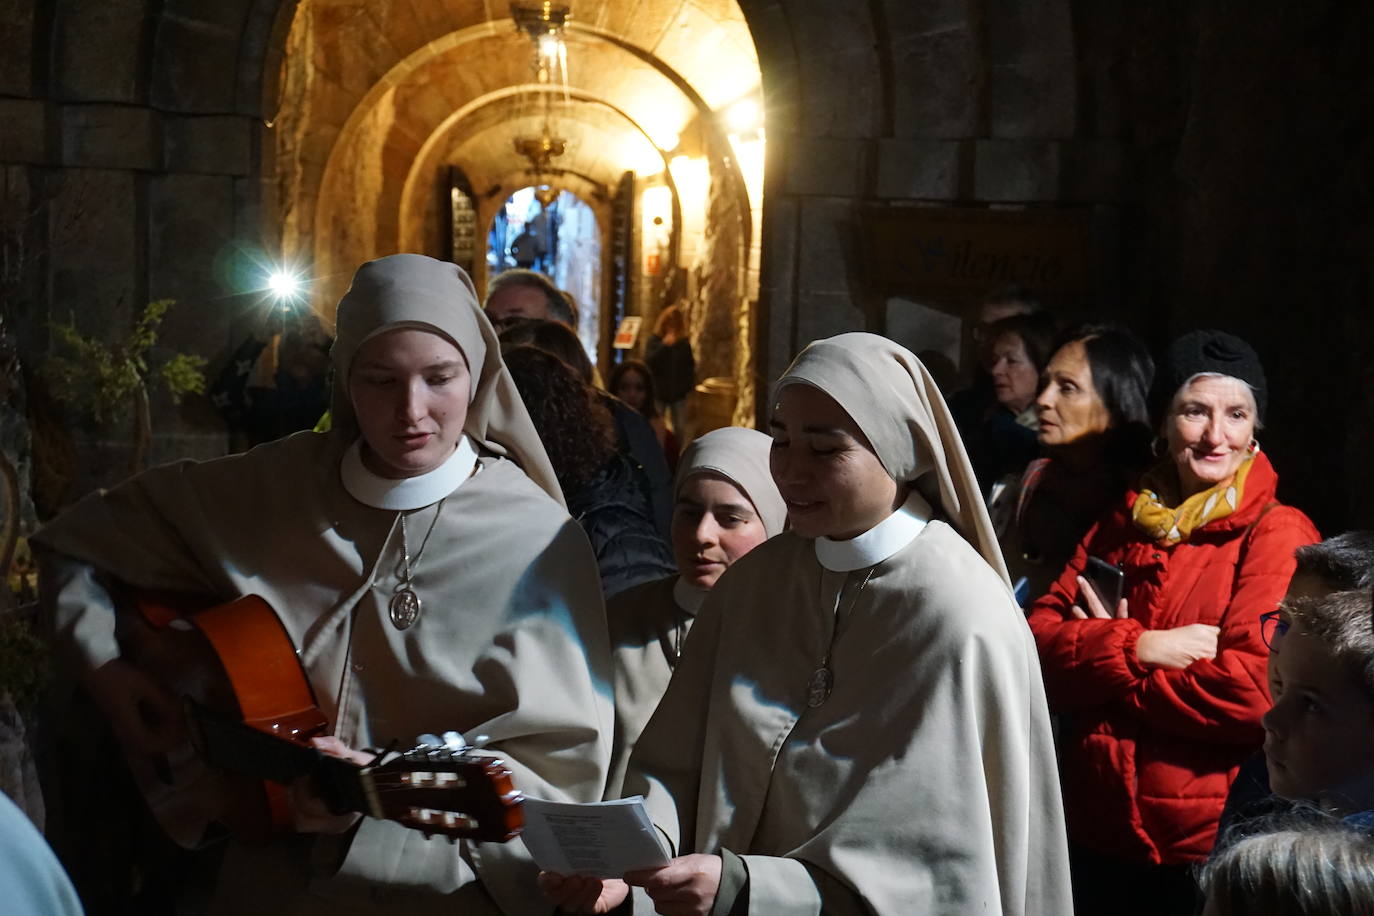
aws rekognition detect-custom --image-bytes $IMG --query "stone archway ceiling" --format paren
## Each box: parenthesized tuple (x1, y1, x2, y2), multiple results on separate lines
(281, 0, 761, 308)
(443, 98, 659, 197)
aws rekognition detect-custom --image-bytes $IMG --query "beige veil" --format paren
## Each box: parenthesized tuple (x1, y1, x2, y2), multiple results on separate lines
(774, 332, 1009, 585)
(674, 427, 787, 537)
(329, 253, 563, 505)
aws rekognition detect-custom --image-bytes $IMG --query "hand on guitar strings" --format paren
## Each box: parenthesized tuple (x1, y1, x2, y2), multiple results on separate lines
(289, 736, 375, 835)
(86, 658, 186, 756)
(537, 872, 630, 914)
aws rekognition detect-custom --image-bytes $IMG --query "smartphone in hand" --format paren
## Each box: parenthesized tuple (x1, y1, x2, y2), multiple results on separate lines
(1082, 556, 1124, 611)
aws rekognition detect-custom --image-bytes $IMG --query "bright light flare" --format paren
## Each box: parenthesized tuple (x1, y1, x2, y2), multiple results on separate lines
(266, 269, 304, 303)
(538, 32, 561, 61)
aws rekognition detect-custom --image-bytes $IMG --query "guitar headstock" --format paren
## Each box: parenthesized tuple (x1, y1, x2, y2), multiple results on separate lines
(360, 745, 524, 843)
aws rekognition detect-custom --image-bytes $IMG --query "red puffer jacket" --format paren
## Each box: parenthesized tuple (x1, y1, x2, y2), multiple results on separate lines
(1027, 451, 1318, 864)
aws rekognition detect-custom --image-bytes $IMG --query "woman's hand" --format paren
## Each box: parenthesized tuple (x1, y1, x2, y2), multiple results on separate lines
(1136, 624, 1220, 670)
(1070, 575, 1129, 620)
(290, 737, 373, 834)
(537, 873, 629, 913)
(626, 854, 722, 916)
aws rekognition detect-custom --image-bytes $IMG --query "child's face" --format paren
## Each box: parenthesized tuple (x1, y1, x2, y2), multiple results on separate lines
(1262, 627, 1374, 811)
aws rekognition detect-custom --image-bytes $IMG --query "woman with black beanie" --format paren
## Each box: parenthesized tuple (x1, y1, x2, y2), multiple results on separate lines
(1027, 329, 1321, 915)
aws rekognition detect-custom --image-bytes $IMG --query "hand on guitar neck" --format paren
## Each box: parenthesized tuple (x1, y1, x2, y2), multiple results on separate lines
(290, 737, 373, 835)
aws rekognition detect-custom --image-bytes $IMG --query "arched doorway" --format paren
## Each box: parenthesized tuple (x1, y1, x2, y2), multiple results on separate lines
(276, 0, 766, 434)
(487, 186, 603, 363)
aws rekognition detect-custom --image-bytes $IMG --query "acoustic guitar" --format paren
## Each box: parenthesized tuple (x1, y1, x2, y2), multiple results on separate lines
(111, 590, 524, 849)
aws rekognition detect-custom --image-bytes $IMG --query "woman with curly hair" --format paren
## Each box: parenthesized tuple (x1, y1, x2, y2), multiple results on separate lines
(504, 345, 675, 598)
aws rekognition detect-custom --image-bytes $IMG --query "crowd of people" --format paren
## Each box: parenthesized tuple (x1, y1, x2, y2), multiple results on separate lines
(10, 257, 1374, 916)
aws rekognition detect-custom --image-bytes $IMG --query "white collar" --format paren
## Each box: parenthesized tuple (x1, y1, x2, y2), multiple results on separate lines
(673, 576, 708, 615)
(341, 435, 480, 510)
(814, 490, 932, 572)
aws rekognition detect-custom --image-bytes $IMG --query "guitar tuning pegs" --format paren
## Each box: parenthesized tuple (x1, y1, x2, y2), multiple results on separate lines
(441, 730, 467, 751)
(416, 733, 442, 748)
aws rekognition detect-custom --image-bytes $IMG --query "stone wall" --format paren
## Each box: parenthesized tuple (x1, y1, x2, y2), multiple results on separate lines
(742, 0, 1374, 532)
(0, 0, 289, 508)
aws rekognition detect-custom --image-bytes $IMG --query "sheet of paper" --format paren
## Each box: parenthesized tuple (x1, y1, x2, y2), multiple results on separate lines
(520, 796, 671, 877)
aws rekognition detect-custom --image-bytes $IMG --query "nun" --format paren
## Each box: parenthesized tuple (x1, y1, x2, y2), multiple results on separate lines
(604, 426, 786, 798)
(35, 254, 612, 914)
(546, 333, 1070, 915)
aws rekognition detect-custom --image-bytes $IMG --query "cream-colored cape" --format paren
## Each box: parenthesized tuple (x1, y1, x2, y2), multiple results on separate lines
(625, 524, 1070, 914)
(604, 576, 686, 799)
(34, 254, 611, 914)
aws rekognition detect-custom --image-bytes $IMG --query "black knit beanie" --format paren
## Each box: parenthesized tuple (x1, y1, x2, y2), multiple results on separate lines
(1153, 329, 1267, 422)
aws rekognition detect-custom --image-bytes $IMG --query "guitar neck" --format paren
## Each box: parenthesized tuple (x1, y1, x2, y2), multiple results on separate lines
(188, 703, 375, 818)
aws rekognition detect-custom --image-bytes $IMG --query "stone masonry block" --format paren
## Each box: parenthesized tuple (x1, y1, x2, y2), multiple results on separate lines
(785, 136, 867, 198)
(787, 1, 883, 137)
(164, 115, 254, 175)
(796, 291, 865, 350)
(796, 197, 857, 297)
(0, 99, 48, 164)
(889, 28, 980, 139)
(151, 16, 239, 112)
(974, 139, 1061, 202)
(53, 0, 150, 102)
(147, 173, 236, 306)
(986, 0, 1077, 138)
(48, 168, 140, 337)
(875, 139, 960, 200)
(0, 0, 36, 96)
(61, 104, 161, 170)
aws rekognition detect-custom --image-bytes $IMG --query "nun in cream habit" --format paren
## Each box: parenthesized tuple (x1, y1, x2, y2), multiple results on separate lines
(35, 254, 613, 914)
(604, 427, 786, 799)
(562, 333, 1070, 915)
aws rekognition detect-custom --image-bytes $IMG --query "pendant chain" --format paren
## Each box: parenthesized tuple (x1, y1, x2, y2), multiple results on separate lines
(388, 497, 447, 630)
(807, 565, 877, 708)
(820, 565, 877, 668)
(396, 497, 447, 586)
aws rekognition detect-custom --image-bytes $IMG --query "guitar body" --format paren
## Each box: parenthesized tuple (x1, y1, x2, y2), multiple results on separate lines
(114, 591, 523, 849)
(116, 592, 329, 848)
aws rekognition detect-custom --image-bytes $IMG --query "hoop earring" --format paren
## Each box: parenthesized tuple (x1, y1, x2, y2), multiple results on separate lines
(1151, 436, 1167, 458)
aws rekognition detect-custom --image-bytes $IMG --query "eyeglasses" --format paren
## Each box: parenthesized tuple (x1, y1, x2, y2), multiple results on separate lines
(1259, 610, 1290, 651)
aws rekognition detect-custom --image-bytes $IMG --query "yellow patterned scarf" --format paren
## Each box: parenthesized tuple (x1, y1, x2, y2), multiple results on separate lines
(1130, 455, 1255, 546)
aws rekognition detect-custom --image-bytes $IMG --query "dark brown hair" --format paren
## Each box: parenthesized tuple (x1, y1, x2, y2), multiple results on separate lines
(503, 345, 615, 494)
(498, 319, 594, 385)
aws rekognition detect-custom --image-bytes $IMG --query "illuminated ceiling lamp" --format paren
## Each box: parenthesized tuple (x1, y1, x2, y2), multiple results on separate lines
(511, 2, 571, 207)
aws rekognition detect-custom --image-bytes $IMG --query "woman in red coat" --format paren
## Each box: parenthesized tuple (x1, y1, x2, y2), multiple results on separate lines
(1027, 330, 1319, 915)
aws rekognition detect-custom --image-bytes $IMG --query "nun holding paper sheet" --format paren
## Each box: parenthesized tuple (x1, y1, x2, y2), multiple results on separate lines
(35, 254, 612, 915)
(544, 332, 1071, 915)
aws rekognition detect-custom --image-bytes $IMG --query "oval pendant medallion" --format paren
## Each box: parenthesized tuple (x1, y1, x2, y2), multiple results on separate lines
(389, 588, 422, 630)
